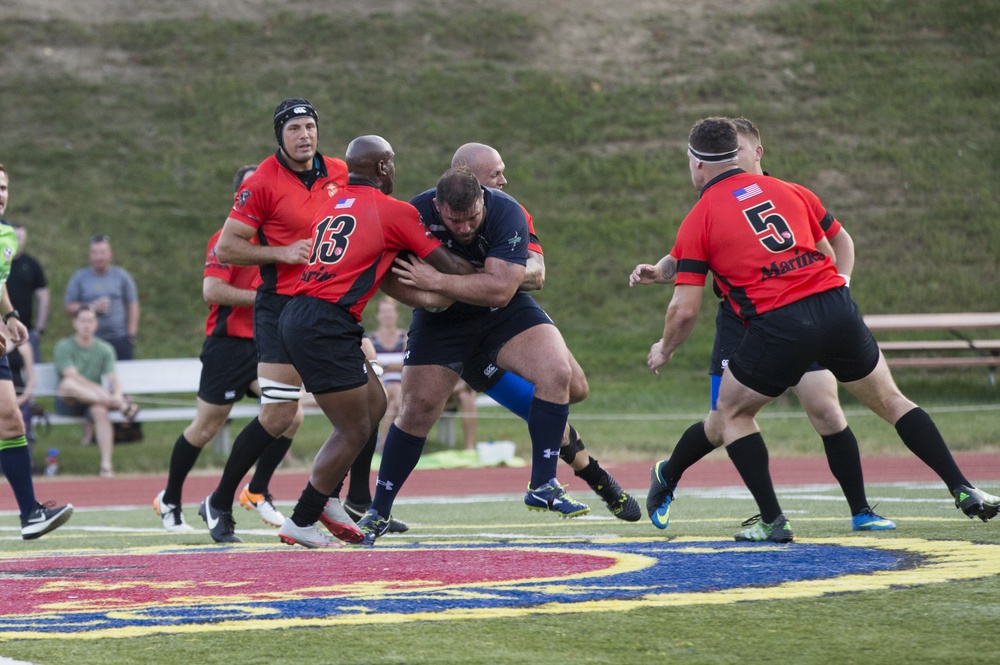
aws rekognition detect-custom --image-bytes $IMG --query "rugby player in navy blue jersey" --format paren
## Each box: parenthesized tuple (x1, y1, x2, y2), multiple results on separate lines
(359, 168, 590, 545)
(451, 143, 640, 522)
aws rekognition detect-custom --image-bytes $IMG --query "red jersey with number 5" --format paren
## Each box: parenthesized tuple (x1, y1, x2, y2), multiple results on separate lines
(670, 170, 844, 318)
(293, 183, 442, 321)
(229, 152, 348, 296)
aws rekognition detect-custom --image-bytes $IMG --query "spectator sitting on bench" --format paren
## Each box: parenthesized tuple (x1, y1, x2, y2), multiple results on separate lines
(53, 306, 138, 478)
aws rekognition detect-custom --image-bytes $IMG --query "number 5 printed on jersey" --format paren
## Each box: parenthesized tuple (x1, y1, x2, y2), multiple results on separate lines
(743, 201, 796, 253)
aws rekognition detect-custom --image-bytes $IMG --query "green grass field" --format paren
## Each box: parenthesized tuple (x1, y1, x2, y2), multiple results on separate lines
(2, 480, 1000, 664)
(2, 1, 999, 662)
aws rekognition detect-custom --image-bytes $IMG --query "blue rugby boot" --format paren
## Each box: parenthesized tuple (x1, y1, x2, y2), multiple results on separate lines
(199, 495, 242, 544)
(21, 502, 73, 540)
(524, 478, 590, 518)
(851, 506, 896, 531)
(646, 460, 674, 529)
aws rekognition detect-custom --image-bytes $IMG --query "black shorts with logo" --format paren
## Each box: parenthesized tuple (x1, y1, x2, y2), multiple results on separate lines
(406, 293, 553, 375)
(727, 287, 880, 397)
(461, 349, 506, 392)
(198, 336, 258, 405)
(278, 295, 369, 395)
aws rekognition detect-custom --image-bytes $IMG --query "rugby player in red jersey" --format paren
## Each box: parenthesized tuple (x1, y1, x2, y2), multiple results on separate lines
(155, 164, 301, 533)
(276, 135, 472, 548)
(197, 98, 350, 544)
(643, 117, 998, 542)
(631, 118, 895, 533)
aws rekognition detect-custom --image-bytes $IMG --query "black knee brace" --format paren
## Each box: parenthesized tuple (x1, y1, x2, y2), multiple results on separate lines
(559, 424, 586, 464)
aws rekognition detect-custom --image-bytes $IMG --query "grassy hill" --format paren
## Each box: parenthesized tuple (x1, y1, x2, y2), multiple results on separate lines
(1, 0, 998, 468)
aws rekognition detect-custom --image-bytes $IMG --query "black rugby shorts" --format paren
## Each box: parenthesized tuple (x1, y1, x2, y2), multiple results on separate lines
(197, 336, 258, 405)
(727, 287, 880, 397)
(278, 295, 368, 394)
(254, 290, 294, 365)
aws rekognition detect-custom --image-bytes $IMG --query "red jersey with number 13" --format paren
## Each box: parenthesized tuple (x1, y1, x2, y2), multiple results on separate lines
(294, 183, 442, 322)
(229, 153, 348, 296)
(671, 171, 844, 318)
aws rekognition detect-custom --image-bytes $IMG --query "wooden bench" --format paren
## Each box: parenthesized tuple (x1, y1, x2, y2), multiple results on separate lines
(863, 313, 1000, 385)
(32, 358, 501, 451)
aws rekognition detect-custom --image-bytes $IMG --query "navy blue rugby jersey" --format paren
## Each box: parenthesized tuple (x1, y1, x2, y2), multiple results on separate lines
(409, 186, 529, 317)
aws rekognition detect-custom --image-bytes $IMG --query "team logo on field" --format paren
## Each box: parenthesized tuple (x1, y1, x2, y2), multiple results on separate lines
(2, 537, 999, 641)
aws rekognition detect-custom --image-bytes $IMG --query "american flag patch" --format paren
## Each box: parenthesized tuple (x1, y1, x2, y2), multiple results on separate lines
(732, 184, 762, 201)
(334, 198, 355, 209)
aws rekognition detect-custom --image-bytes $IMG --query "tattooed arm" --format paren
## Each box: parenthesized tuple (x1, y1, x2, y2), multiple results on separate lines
(628, 254, 678, 286)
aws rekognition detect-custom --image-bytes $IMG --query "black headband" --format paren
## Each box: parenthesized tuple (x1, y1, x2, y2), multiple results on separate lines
(688, 144, 738, 163)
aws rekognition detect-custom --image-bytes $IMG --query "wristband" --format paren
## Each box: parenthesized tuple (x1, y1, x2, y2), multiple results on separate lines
(369, 359, 384, 378)
(838, 274, 851, 288)
(3, 309, 20, 324)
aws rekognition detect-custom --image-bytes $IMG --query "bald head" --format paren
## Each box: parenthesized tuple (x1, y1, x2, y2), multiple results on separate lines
(346, 135, 396, 195)
(451, 142, 507, 189)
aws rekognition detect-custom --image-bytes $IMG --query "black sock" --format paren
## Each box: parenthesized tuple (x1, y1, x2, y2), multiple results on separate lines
(821, 427, 868, 516)
(574, 456, 603, 487)
(660, 421, 715, 493)
(211, 418, 275, 512)
(290, 482, 329, 528)
(347, 428, 378, 506)
(895, 407, 969, 490)
(164, 434, 202, 506)
(248, 435, 293, 495)
(727, 433, 783, 523)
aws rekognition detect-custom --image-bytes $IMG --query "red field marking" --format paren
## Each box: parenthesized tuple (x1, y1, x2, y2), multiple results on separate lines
(5, 453, 1000, 509)
(0, 547, 616, 616)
